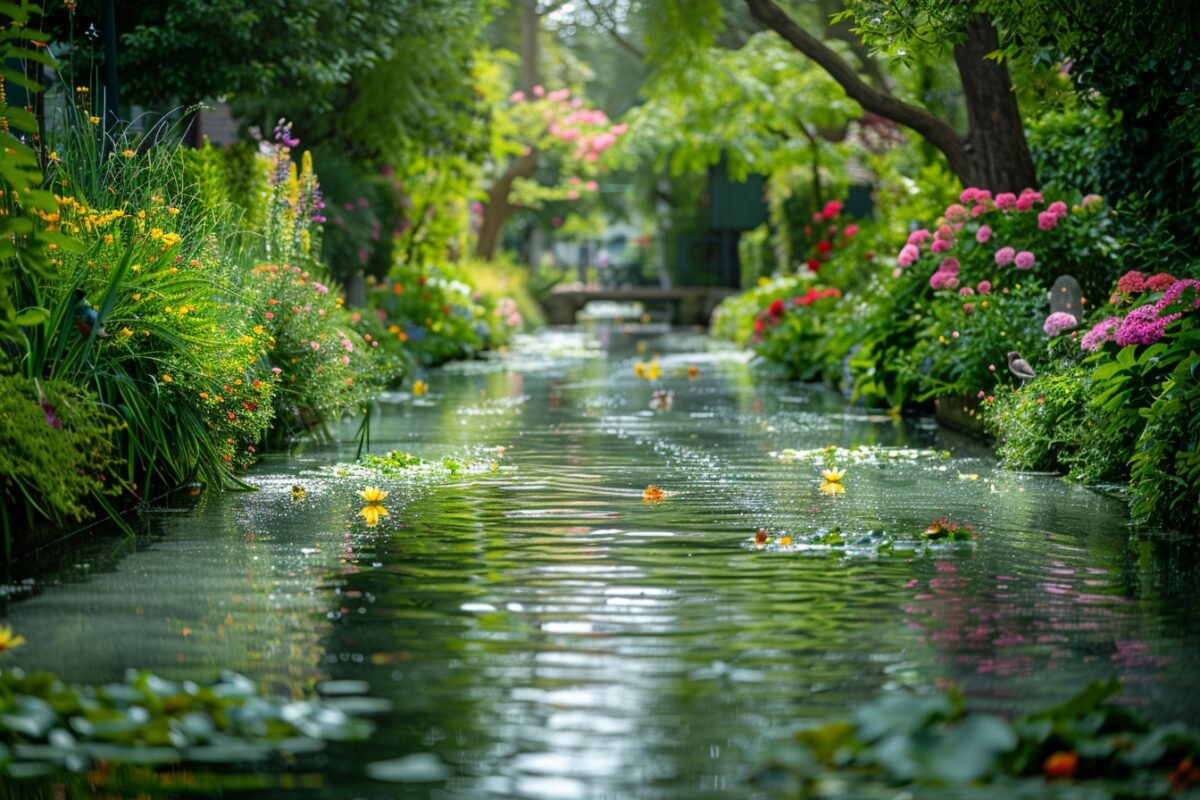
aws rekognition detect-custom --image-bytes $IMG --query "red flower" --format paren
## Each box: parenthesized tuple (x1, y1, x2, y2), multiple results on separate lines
(768, 299, 785, 316)
(753, 318, 765, 334)
(816, 240, 832, 255)
(806, 258, 821, 273)
(822, 199, 843, 219)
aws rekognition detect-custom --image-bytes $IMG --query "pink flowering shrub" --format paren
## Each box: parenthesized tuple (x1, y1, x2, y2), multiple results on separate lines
(1083, 274, 1200, 351)
(892, 187, 1110, 299)
(875, 187, 1115, 401)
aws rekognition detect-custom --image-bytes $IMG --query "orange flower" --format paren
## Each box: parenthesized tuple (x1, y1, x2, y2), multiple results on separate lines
(754, 528, 768, 545)
(642, 485, 665, 503)
(161, 374, 172, 383)
(687, 366, 699, 379)
(1043, 751, 1079, 780)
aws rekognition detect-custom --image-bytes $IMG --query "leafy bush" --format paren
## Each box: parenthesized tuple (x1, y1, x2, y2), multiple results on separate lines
(359, 262, 493, 368)
(749, 286, 844, 380)
(711, 274, 812, 347)
(855, 186, 1119, 405)
(0, 375, 125, 554)
(986, 270, 1200, 531)
(20, 120, 278, 490)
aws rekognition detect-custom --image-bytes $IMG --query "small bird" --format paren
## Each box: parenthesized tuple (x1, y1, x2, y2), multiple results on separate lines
(1007, 350, 1036, 382)
(74, 288, 109, 338)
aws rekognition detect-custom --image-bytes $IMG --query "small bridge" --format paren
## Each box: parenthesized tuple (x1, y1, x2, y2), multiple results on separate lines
(542, 285, 738, 326)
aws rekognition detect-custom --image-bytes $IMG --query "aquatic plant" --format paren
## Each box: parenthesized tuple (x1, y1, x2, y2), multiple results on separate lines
(754, 679, 1200, 795)
(0, 668, 378, 781)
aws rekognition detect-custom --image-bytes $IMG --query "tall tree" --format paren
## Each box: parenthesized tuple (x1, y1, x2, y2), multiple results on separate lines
(738, 0, 1035, 191)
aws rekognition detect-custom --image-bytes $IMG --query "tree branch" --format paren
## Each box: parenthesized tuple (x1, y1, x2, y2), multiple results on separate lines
(582, 0, 645, 59)
(742, 0, 970, 183)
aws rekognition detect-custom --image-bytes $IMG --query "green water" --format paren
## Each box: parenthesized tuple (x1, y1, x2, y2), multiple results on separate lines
(4, 326, 1200, 798)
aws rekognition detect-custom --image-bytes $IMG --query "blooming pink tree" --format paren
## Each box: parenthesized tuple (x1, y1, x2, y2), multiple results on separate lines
(476, 85, 628, 259)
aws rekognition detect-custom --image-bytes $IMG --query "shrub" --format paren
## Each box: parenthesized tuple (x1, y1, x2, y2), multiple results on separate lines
(856, 187, 1119, 405)
(0, 375, 125, 555)
(749, 286, 844, 380)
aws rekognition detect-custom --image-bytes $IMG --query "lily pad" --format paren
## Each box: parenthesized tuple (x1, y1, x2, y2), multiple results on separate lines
(366, 753, 452, 783)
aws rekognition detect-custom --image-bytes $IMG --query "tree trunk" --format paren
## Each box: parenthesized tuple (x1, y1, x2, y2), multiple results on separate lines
(476, 0, 540, 260)
(476, 150, 538, 260)
(953, 14, 1037, 192)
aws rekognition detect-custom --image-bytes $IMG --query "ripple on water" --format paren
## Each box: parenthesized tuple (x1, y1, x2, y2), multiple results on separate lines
(4, 327, 1200, 799)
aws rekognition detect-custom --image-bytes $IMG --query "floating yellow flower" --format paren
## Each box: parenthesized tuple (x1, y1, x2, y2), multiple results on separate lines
(412, 379, 428, 397)
(359, 503, 389, 527)
(819, 481, 845, 495)
(290, 484, 305, 499)
(0, 625, 26, 653)
(646, 360, 662, 381)
(359, 487, 388, 504)
(636, 341, 647, 354)
(633, 361, 646, 378)
(643, 485, 665, 503)
(821, 467, 845, 483)
(778, 535, 793, 546)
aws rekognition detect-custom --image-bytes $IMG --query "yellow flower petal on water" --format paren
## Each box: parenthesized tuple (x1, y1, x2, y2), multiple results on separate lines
(633, 361, 646, 378)
(778, 535, 793, 546)
(820, 481, 845, 495)
(642, 485, 665, 503)
(359, 486, 388, 504)
(822, 467, 845, 483)
(958, 473, 979, 480)
(412, 379, 428, 397)
(290, 484, 305, 499)
(0, 625, 26, 653)
(646, 360, 662, 381)
(358, 504, 389, 527)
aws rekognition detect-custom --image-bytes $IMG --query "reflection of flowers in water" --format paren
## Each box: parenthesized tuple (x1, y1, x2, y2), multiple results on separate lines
(358, 486, 389, 527)
(650, 389, 673, 411)
(359, 504, 389, 526)
(819, 466, 845, 495)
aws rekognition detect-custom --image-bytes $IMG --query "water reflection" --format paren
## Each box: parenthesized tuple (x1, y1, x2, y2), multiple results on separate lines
(4, 326, 1200, 798)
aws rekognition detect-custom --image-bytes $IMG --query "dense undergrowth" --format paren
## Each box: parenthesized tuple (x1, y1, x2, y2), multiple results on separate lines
(0, 7, 537, 558)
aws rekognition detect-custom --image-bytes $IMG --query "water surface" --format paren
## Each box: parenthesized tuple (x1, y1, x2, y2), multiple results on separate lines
(5, 326, 1200, 798)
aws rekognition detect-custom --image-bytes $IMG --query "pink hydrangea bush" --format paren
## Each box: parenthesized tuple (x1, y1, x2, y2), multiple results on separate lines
(893, 188, 1108, 296)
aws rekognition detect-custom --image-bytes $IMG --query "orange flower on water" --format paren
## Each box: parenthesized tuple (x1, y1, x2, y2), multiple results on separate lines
(686, 366, 699, 379)
(778, 535, 793, 546)
(1043, 751, 1079, 780)
(643, 485, 665, 503)
(754, 528, 769, 545)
